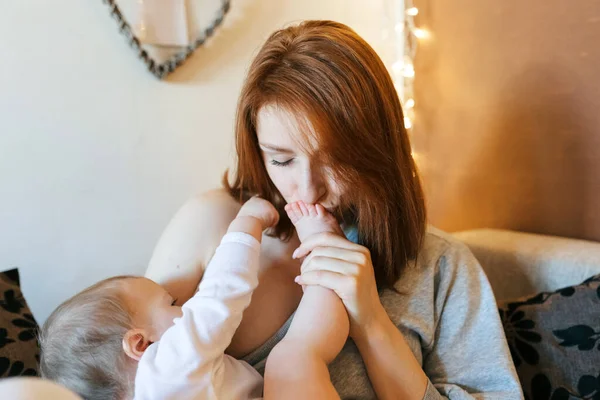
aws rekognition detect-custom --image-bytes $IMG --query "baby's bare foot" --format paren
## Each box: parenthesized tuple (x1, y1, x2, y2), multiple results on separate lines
(284, 201, 343, 242)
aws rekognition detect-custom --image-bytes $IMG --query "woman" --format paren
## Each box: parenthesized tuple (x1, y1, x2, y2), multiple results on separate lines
(146, 20, 522, 399)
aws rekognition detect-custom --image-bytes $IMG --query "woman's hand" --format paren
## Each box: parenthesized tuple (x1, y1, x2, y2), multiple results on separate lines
(293, 232, 387, 338)
(294, 232, 429, 400)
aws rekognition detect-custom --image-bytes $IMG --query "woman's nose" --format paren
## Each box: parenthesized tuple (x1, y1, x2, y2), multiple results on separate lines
(298, 167, 327, 204)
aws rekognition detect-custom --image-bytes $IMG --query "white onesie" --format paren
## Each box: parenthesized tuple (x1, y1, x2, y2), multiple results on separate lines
(134, 232, 264, 400)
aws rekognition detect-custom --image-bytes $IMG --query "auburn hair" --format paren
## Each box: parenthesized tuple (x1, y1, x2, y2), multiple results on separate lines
(224, 20, 426, 288)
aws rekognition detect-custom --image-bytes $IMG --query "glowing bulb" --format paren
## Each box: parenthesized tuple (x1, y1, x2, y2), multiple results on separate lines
(403, 64, 415, 78)
(406, 7, 419, 16)
(414, 28, 430, 39)
(405, 98, 415, 109)
(392, 60, 403, 75)
(404, 117, 413, 129)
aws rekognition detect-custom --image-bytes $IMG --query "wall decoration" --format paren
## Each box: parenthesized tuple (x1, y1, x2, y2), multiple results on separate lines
(102, 0, 231, 79)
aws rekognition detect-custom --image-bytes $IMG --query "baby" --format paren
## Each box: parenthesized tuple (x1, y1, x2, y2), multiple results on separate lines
(39, 197, 349, 400)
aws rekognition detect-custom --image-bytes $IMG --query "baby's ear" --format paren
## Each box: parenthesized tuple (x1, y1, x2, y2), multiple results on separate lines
(122, 329, 152, 361)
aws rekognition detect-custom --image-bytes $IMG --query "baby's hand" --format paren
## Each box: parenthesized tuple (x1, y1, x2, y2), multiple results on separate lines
(238, 197, 279, 230)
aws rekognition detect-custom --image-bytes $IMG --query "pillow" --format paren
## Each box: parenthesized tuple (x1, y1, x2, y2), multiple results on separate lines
(0, 268, 39, 378)
(499, 273, 600, 400)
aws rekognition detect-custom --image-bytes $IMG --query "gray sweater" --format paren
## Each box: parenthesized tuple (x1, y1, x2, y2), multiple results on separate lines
(243, 227, 524, 399)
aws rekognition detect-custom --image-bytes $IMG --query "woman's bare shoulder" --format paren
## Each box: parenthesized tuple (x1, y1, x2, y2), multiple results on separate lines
(190, 188, 241, 211)
(145, 188, 242, 289)
(173, 188, 242, 242)
(166, 189, 241, 237)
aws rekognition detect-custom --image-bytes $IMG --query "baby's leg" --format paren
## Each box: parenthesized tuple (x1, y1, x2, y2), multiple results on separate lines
(264, 202, 349, 400)
(265, 324, 341, 399)
(264, 286, 347, 399)
(280, 202, 348, 362)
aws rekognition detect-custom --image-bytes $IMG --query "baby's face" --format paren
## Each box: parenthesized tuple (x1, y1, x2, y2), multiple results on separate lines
(123, 277, 183, 342)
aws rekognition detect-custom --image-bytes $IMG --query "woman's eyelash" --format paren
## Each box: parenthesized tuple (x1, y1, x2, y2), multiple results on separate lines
(171, 299, 178, 306)
(270, 159, 293, 167)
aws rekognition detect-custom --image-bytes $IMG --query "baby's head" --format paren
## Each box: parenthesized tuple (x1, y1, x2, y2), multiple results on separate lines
(39, 276, 182, 400)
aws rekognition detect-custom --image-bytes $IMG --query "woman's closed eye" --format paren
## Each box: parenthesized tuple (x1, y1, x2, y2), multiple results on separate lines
(171, 298, 178, 306)
(270, 159, 294, 167)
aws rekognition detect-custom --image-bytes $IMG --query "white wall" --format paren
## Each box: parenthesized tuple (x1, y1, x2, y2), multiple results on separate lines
(0, 0, 389, 323)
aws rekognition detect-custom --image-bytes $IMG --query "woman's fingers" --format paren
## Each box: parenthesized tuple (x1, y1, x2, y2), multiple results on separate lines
(301, 246, 367, 268)
(293, 232, 366, 259)
(295, 270, 351, 296)
(300, 255, 360, 276)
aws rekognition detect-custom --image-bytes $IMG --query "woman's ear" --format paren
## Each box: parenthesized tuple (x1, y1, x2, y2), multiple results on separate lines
(122, 329, 152, 361)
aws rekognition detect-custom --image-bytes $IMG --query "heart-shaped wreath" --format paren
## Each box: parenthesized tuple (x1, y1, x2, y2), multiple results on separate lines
(102, 0, 231, 79)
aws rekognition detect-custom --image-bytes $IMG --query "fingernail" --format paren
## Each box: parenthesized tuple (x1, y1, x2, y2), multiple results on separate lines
(294, 276, 301, 283)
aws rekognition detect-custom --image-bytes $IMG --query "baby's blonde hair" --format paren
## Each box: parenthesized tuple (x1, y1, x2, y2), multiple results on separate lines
(39, 275, 138, 400)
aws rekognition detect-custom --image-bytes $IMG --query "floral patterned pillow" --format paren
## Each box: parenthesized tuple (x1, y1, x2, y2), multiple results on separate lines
(0, 268, 39, 378)
(499, 274, 600, 400)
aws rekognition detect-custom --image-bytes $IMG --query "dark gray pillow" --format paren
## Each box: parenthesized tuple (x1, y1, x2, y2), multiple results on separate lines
(0, 268, 39, 378)
(499, 274, 600, 400)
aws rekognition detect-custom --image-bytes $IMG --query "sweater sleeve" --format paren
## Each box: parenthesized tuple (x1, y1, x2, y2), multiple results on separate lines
(134, 232, 261, 399)
(421, 241, 524, 400)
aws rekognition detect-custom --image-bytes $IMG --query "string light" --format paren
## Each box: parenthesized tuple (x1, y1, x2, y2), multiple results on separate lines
(402, 63, 415, 78)
(388, 0, 430, 133)
(392, 60, 404, 75)
(406, 7, 419, 16)
(414, 28, 430, 40)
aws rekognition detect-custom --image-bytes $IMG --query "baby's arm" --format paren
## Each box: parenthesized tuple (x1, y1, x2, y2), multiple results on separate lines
(137, 231, 261, 379)
(265, 286, 349, 400)
(135, 198, 277, 396)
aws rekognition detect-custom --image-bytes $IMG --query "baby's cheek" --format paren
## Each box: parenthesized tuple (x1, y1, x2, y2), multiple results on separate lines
(158, 308, 182, 336)
(170, 307, 183, 323)
(175, 307, 183, 318)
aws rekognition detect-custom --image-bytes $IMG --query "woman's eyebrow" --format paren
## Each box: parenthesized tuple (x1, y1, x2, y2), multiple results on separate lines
(258, 143, 295, 153)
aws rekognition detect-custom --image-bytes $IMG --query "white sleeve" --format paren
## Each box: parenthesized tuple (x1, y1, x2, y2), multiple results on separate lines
(134, 232, 261, 399)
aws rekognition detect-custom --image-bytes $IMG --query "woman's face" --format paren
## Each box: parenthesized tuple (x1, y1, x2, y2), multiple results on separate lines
(256, 105, 343, 212)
